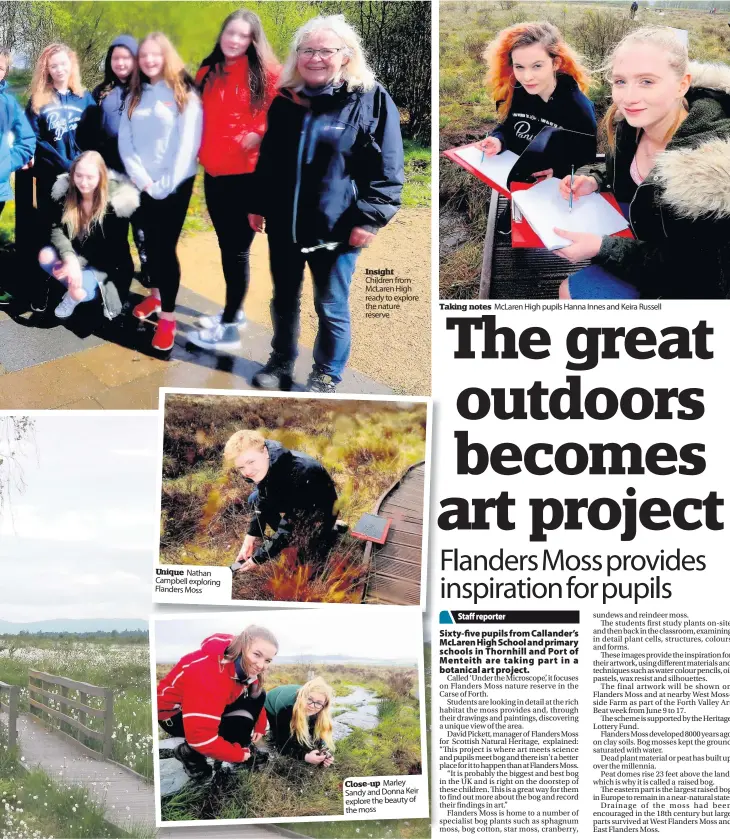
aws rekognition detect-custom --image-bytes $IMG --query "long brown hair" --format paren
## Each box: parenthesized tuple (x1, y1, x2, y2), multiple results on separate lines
(483, 22, 590, 121)
(602, 27, 690, 151)
(199, 8, 278, 108)
(61, 151, 109, 240)
(127, 33, 196, 117)
(30, 43, 85, 113)
(223, 625, 279, 687)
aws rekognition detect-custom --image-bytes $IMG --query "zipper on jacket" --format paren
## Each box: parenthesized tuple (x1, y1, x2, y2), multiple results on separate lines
(292, 111, 311, 244)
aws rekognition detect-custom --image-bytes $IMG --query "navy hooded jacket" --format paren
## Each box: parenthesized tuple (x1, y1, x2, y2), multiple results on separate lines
(26, 88, 95, 186)
(0, 80, 36, 201)
(78, 35, 139, 172)
(250, 81, 404, 247)
(489, 73, 597, 172)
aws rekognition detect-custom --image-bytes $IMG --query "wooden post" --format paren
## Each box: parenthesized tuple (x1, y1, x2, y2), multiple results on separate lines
(78, 691, 88, 747)
(7, 686, 18, 750)
(102, 688, 114, 758)
(60, 685, 70, 736)
(28, 674, 38, 719)
(479, 187, 500, 300)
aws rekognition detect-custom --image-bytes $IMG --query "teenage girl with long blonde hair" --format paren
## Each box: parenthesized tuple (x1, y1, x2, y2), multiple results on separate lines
(38, 150, 139, 321)
(26, 43, 95, 311)
(555, 27, 730, 299)
(264, 677, 336, 765)
(119, 32, 202, 351)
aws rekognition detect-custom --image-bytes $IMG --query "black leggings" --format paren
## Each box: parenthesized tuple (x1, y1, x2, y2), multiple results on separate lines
(139, 177, 194, 314)
(203, 172, 256, 323)
(159, 689, 265, 756)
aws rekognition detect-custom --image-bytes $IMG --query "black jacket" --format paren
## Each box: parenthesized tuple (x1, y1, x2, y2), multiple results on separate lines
(49, 171, 139, 318)
(250, 82, 404, 246)
(489, 73, 597, 174)
(247, 440, 338, 564)
(591, 62, 730, 298)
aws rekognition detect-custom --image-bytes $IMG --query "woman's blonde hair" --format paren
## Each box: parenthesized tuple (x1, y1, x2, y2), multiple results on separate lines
(291, 677, 335, 752)
(483, 21, 590, 122)
(278, 14, 375, 93)
(602, 27, 690, 150)
(127, 32, 196, 117)
(223, 625, 279, 686)
(30, 44, 84, 113)
(223, 429, 267, 464)
(62, 151, 109, 241)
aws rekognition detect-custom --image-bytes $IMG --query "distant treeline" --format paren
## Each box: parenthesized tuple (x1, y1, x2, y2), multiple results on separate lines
(1, 630, 149, 642)
(0, 0, 430, 141)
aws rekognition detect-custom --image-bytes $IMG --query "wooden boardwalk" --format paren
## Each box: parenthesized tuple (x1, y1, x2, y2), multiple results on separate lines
(1, 711, 290, 837)
(363, 461, 426, 605)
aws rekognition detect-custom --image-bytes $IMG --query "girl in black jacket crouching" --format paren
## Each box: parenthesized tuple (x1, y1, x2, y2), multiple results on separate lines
(41, 150, 139, 320)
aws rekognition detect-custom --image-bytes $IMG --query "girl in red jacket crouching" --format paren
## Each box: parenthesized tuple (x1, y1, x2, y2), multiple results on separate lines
(157, 625, 278, 780)
(187, 9, 280, 353)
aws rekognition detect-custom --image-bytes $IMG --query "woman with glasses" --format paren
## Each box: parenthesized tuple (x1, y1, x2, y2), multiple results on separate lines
(247, 14, 404, 393)
(264, 677, 335, 765)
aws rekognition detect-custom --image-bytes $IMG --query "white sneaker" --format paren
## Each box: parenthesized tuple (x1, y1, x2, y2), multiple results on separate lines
(54, 292, 82, 319)
(196, 309, 247, 330)
(187, 323, 242, 352)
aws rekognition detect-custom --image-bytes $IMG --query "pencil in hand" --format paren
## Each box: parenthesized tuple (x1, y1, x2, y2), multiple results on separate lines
(569, 165, 574, 213)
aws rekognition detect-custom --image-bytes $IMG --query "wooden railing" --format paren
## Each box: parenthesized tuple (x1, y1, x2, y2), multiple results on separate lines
(0, 680, 19, 749)
(28, 670, 114, 758)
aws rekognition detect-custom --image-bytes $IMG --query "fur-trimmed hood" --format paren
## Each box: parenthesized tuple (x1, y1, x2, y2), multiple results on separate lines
(653, 61, 730, 220)
(51, 169, 140, 218)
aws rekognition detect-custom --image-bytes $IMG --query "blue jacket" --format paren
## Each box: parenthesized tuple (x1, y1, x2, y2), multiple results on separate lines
(0, 80, 36, 201)
(26, 89, 95, 186)
(251, 82, 404, 246)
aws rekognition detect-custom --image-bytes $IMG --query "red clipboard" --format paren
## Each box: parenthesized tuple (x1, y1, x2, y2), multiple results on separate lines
(510, 182, 635, 249)
(442, 142, 513, 199)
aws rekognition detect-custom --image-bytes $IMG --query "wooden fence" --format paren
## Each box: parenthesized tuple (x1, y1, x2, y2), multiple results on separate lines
(0, 680, 20, 750)
(28, 670, 114, 759)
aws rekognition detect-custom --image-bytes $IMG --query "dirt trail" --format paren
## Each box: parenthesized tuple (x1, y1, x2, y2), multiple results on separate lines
(177, 207, 431, 395)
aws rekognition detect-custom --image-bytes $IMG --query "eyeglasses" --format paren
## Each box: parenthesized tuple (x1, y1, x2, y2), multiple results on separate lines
(297, 47, 345, 59)
(306, 696, 326, 710)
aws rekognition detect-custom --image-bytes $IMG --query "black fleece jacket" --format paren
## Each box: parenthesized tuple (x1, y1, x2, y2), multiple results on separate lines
(246, 440, 337, 564)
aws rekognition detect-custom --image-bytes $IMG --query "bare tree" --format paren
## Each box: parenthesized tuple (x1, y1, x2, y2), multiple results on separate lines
(0, 416, 36, 522)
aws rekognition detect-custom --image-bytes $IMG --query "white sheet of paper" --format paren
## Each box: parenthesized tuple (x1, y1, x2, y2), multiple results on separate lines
(452, 146, 520, 192)
(512, 177, 629, 250)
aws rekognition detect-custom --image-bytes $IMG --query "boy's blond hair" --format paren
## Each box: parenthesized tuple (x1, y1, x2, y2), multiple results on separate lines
(223, 430, 267, 465)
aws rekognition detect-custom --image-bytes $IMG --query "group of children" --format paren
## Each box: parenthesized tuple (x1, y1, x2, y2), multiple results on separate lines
(477, 21, 730, 299)
(0, 9, 404, 393)
(157, 626, 336, 781)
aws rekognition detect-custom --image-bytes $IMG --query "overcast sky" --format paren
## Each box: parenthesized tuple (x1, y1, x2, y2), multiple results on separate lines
(0, 413, 159, 622)
(154, 608, 423, 664)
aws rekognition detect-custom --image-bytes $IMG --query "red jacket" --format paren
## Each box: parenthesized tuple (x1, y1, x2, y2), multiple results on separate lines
(196, 57, 279, 176)
(157, 633, 266, 762)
